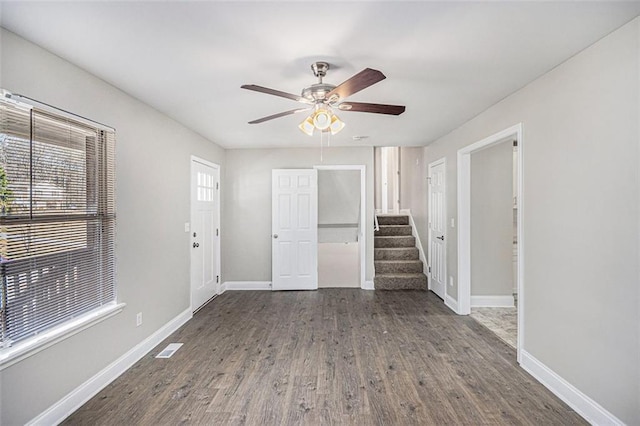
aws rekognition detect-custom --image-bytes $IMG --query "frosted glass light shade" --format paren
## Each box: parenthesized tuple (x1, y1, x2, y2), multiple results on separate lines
(329, 114, 345, 135)
(298, 116, 315, 136)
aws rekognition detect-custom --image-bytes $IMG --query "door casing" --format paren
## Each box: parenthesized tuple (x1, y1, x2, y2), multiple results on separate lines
(456, 123, 523, 364)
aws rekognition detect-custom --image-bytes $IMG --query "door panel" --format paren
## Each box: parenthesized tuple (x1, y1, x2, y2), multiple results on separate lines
(272, 169, 318, 290)
(191, 159, 220, 311)
(428, 160, 446, 299)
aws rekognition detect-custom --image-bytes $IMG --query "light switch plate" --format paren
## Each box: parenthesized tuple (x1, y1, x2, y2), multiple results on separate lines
(184, 222, 190, 232)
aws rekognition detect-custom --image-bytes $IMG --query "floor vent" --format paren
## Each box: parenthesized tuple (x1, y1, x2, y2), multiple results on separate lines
(155, 343, 183, 359)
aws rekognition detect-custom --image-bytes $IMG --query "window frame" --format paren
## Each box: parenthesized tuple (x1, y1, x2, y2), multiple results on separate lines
(0, 94, 120, 367)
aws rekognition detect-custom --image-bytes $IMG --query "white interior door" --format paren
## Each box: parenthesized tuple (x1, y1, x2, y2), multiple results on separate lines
(428, 159, 446, 299)
(272, 169, 318, 291)
(191, 158, 220, 311)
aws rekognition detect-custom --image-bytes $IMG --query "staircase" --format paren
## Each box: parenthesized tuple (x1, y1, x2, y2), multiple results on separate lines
(374, 215, 428, 290)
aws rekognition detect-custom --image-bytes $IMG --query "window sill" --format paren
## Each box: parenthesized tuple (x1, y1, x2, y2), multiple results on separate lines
(0, 302, 126, 371)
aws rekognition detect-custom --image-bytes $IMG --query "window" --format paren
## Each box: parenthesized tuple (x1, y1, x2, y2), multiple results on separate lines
(0, 96, 116, 348)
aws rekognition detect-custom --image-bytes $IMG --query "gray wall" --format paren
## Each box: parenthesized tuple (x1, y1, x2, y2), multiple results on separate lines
(0, 29, 225, 425)
(470, 141, 513, 297)
(223, 147, 374, 282)
(318, 170, 360, 225)
(424, 18, 639, 423)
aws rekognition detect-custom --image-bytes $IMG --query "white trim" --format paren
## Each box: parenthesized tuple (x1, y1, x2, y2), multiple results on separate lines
(427, 157, 447, 301)
(457, 123, 524, 364)
(521, 350, 622, 425)
(27, 308, 192, 426)
(190, 155, 219, 169)
(221, 281, 272, 292)
(444, 294, 460, 314)
(314, 165, 367, 290)
(470, 295, 515, 308)
(363, 280, 375, 290)
(0, 303, 125, 370)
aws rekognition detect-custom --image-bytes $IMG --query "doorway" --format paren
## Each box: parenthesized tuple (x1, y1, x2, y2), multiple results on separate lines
(457, 123, 523, 362)
(190, 156, 220, 312)
(315, 165, 366, 289)
(378, 147, 400, 214)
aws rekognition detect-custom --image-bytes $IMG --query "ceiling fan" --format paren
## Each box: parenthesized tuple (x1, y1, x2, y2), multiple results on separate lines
(241, 62, 405, 136)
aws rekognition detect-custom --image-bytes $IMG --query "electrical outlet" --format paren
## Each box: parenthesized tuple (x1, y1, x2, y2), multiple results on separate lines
(136, 312, 143, 327)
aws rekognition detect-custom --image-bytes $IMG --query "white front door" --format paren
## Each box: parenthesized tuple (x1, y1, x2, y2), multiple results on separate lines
(272, 169, 318, 291)
(428, 159, 446, 299)
(191, 158, 220, 311)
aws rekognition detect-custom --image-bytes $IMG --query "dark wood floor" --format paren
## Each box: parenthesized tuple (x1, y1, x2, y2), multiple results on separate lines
(64, 290, 586, 425)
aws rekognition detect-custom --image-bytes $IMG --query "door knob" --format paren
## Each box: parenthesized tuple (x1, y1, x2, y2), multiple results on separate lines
(437, 236, 444, 241)
(193, 242, 199, 248)
(273, 234, 278, 239)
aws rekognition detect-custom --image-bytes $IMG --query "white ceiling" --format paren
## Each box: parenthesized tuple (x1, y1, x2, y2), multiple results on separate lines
(1, 1, 639, 149)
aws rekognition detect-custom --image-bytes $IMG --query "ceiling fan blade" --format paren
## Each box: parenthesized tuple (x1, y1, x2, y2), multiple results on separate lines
(241, 84, 312, 104)
(338, 102, 405, 115)
(248, 108, 311, 124)
(326, 68, 386, 100)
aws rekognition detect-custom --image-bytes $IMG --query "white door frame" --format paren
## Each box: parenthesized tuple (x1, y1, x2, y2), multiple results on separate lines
(457, 123, 523, 363)
(427, 157, 446, 300)
(314, 165, 367, 289)
(190, 155, 221, 311)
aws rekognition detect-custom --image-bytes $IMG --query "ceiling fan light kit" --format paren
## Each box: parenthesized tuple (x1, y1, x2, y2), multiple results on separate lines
(241, 61, 405, 137)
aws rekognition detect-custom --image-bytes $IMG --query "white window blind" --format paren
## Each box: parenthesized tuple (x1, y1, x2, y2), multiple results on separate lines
(0, 96, 116, 347)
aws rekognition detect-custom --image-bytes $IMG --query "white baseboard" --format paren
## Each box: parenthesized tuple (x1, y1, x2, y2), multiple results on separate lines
(445, 293, 461, 314)
(362, 280, 375, 290)
(471, 295, 515, 308)
(520, 350, 622, 425)
(28, 308, 192, 426)
(221, 281, 272, 292)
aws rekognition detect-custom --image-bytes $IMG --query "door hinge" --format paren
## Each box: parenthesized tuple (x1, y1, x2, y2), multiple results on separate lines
(428, 266, 432, 273)
(216, 228, 219, 236)
(216, 182, 219, 190)
(216, 275, 219, 283)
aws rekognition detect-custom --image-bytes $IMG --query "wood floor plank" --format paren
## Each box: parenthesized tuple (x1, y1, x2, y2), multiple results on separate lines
(64, 289, 587, 425)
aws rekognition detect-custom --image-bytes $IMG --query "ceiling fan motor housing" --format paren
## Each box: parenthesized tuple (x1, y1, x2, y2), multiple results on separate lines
(301, 83, 337, 103)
